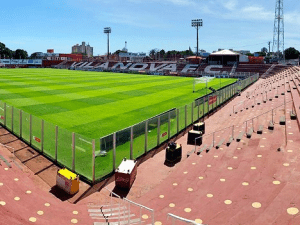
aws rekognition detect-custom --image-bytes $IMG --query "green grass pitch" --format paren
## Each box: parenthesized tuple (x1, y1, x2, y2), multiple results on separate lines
(0, 68, 237, 181)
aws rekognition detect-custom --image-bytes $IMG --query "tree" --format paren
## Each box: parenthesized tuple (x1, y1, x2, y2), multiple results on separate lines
(284, 47, 300, 60)
(149, 49, 157, 58)
(29, 53, 38, 59)
(261, 47, 268, 53)
(0, 42, 12, 58)
(159, 49, 165, 57)
(14, 49, 28, 59)
(256, 52, 266, 57)
(114, 49, 127, 55)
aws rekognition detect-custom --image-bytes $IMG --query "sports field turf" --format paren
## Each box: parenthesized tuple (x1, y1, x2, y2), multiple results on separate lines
(0, 68, 237, 180)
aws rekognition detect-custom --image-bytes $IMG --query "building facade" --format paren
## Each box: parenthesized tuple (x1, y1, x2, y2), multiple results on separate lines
(72, 42, 93, 57)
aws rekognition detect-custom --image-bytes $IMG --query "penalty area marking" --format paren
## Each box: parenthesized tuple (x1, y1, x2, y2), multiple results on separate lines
(71, 144, 86, 153)
(79, 138, 92, 145)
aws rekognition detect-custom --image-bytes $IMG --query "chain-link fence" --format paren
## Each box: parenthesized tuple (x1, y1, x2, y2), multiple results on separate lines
(0, 74, 259, 183)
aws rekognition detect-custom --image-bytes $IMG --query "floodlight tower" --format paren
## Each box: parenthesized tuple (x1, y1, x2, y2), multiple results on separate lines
(191, 19, 203, 57)
(104, 27, 111, 60)
(272, 0, 284, 60)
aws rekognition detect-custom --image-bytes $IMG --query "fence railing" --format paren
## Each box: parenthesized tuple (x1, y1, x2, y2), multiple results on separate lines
(167, 213, 203, 225)
(0, 73, 259, 183)
(124, 198, 155, 225)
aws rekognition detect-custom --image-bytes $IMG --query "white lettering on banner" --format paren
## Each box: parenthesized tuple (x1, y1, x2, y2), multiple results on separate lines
(83, 62, 94, 69)
(94, 62, 109, 69)
(129, 63, 148, 71)
(158, 64, 177, 72)
(73, 62, 84, 67)
(182, 64, 198, 73)
(1, 60, 10, 64)
(79, 62, 88, 68)
(0, 59, 42, 65)
(112, 63, 132, 70)
(204, 65, 223, 74)
(149, 63, 168, 72)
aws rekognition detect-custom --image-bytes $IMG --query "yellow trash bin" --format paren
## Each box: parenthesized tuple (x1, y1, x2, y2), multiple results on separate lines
(56, 168, 80, 195)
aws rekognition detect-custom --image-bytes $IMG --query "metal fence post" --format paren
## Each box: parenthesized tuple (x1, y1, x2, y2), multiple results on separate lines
(177, 109, 179, 133)
(185, 105, 187, 128)
(11, 106, 13, 131)
(130, 126, 133, 160)
(72, 132, 75, 172)
(55, 125, 58, 162)
(207, 96, 210, 114)
(168, 111, 170, 139)
(92, 139, 95, 183)
(191, 102, 194, 123)
(232, 125, 234, 138)
(203, 99, 205, 120)
(41, 120, 44, 153)
(113, 132, 116, 171)
(272, 109, 274, 124)
(30, 114, 32, 144)
(197, 101, 200, 119)
(145, 120, 148, 153)
(157, 116, 160, 145)
(4, 102, 6, 127)
(20, 110, 22, 137)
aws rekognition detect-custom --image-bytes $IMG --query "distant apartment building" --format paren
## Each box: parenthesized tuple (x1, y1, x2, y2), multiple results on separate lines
(72, 42, 93, 57)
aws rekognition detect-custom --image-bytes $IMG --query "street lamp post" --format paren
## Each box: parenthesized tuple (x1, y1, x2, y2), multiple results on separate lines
(191, 19, 203, 57)
(104, 27, 111, 60)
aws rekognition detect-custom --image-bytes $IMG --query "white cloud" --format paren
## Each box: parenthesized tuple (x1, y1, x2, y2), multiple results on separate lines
(222, 0, 238, 11)
(285, 11, 300, 26)
(127, 0, 196, 6)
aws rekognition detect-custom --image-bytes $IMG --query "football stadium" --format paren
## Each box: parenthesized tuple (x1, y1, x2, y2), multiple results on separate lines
(1, 0, 300, 225)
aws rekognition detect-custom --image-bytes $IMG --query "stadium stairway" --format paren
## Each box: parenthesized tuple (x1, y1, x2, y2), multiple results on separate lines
(0, 144, 94, 225)
(115, 66, 300, 225)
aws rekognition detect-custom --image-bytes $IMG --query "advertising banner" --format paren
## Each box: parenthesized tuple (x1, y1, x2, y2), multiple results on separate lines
(0, 59, 42, 65)
(208, 95, 217, 105)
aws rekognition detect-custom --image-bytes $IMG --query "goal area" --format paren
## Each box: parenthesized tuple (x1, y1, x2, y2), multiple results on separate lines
(193, 77, 215, 93)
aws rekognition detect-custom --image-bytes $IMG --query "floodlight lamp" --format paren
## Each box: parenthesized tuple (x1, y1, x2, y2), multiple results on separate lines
(191, 19, 203, 27)
(104, 27, 111, 34)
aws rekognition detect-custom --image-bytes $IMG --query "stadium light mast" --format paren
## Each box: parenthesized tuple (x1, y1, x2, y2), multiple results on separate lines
(104, 27, 111, 60)
(272, 0, 284, 61)
(191, 19, 203, 57)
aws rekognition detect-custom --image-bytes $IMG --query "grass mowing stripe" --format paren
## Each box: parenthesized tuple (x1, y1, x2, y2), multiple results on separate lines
(0, 69, 236, 139)
(4, 78, 194, 107)
(42, 79, 234, 133)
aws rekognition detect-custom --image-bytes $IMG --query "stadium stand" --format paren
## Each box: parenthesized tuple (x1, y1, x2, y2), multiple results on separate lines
(1, 64, 298, 224)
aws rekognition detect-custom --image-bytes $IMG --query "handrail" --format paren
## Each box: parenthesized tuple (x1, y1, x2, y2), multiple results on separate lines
(124, 198, 155, 225)
(202, 100, 293, 138)
(104, 187, 122, 225)
(167, 213, 204, 225)
(123, 198, 154, 212)
(0, 142, 16, 163)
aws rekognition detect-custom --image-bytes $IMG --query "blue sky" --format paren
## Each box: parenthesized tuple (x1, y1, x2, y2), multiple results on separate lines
(1, 0, 299, 56)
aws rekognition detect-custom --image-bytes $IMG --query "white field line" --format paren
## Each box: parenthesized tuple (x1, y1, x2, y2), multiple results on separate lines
(70, 144, 86, 152)
(79, 137, 92, 145)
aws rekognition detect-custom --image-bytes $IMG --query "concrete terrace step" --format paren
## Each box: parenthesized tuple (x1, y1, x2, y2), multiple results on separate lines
(94, 218, 142, 225)
(89, 207, 127, 213)
(91, 214, 136, 221)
